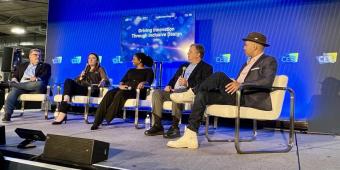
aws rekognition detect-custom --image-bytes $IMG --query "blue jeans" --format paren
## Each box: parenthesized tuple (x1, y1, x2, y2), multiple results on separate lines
(4, 81, 45, 117)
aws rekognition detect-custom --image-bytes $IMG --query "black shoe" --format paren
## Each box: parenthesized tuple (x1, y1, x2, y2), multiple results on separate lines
(91, 125, 99, 130)
(52, 115, 67, 125)
(163, 125, 180, 139)
(2, 115, 11, 122)
(144, 125, 164, 136)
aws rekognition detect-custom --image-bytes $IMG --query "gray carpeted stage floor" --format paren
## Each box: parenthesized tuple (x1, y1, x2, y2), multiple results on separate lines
(1, 110, 340, 170)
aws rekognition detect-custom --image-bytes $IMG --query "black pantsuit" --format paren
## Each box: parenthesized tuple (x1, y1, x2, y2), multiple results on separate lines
(59, 79, 100, 113)
(92, 68, 154, 127)
(92, 88, 147, 126)
(58, 67, 108, 113)
(63, 79, 89, 97)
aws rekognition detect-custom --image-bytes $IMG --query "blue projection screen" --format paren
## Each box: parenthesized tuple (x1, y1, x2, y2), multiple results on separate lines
(121, 12, 195, 62)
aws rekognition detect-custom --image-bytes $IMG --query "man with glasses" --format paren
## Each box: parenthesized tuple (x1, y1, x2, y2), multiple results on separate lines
(2, 49, 51, 122)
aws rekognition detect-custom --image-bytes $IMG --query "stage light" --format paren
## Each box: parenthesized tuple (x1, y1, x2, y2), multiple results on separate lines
(11, 27, 26, 35)
(19, 42, 34, 46)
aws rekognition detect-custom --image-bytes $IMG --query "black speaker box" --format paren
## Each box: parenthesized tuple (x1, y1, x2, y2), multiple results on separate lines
(1, 47, 14, 72)
(42, 134, 109, 165)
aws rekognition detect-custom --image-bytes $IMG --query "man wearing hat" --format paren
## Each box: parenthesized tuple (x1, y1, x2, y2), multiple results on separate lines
(168, 32, 278, 149)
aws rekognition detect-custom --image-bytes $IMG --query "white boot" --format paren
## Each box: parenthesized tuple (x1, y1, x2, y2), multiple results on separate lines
(170, 88, 195, 103)
(167, 127, 198, 149)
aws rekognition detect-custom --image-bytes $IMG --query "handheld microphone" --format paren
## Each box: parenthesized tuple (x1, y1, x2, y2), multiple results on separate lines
(82, 63, 89, 77)
(181, 66, 187, 78)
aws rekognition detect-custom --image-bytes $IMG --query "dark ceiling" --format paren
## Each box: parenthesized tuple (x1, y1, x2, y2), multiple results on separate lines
(0, 0, 48, 37)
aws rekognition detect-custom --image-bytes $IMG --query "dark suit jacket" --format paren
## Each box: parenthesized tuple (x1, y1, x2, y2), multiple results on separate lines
(168, 60, 213, 89)
(13, 62, 52, 86)
(236, 54, 277, 111)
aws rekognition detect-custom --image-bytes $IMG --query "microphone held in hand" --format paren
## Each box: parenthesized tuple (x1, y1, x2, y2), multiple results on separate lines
(82, 63, 89, 77)
(181, 66, 187, 78)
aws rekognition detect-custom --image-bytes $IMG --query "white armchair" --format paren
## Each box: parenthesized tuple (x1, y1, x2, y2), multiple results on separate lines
(53, 84, 109, 123)
(204, 75, 295, 154)
(87, 87, 110, 123)
(3, 85, 51, 119)
(123, 88, 153, 129)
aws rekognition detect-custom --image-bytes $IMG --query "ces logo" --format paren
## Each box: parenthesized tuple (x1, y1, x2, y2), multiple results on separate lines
(71, 56, 82, 64)
(317, 52, 337, 64)
(281, 53, 299, 63)
(52, 56, 62, 64)
(216, 53, 231, 63)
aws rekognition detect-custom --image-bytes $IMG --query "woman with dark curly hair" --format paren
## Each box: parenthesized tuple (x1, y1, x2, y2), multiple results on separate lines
(91, 52, 154, 130)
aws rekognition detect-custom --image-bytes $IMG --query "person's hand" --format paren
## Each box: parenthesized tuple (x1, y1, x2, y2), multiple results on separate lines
(119, 84, 129, 90)
(164, 86, 172, 92)
(178, 77, 188, 86)
(225, 81, 241, 94)
(30, 76, 38, 81)
(79, 71, 86, 80)
(137, 82, 145, 89)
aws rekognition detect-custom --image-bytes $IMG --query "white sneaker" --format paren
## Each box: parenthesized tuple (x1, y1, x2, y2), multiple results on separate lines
(170, 88, 195, 103)
(167, 127, 198, 149)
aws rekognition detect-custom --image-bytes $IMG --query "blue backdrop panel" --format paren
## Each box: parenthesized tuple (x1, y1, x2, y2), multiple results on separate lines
(46, 0, 340, 123)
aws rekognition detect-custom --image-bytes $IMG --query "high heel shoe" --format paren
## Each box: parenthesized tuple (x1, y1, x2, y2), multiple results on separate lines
(90, 125, 98, 130)
(52, 115, 67, 125)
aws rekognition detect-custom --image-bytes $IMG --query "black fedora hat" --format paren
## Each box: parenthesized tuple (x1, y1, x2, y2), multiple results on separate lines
(242, 32, 270, 47)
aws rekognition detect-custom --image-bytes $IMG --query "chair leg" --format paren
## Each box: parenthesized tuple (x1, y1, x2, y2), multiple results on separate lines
(205, 115, 256, 142)
(213, 117, 218, 128)
(134, 108, 142, 129)
(54, 102, 60, 119)
(84, 104, 89, 124)
(234, 88, 295, 154)
(21, 101, 25, 115)
(44, 100, 50, 120)
(123, 109, 127, 121)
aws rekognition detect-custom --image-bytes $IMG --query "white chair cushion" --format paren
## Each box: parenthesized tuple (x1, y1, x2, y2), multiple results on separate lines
(163, 101, 192, 111)
(89, 97, 103, 105)
(71, 96, 88, 104)
(89, 87, 109, 105)
(124, 99, 151, 107)
(206, 105, 278, 120)
(19, 94, 47, 101)
(53, 94, 88, 104)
